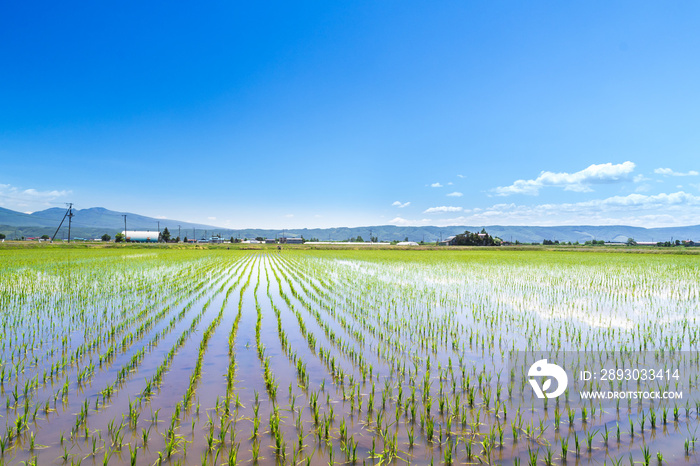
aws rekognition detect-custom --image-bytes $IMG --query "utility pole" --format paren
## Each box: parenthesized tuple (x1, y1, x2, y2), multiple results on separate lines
(178, 225, 181, 242)
(122, 215, 127, 240)
(67, 203, 73, 242)
(51, 203, 74, 243)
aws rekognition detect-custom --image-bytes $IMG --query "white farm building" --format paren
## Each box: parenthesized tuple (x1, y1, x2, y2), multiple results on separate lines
(123, 231, 159, 243)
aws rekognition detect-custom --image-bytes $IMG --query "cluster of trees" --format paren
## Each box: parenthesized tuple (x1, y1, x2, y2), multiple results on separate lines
(542, 239, 604, 246)
(584, 240, 606, 245)
(657, 240, 683, 247)
(452, 229, 500, 246)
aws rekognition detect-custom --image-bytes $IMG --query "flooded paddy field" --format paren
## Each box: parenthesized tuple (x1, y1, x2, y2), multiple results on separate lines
(0, 247, 698, 465)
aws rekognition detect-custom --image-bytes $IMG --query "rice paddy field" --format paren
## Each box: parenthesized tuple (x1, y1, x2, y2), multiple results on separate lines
(0, 247, 699, 465)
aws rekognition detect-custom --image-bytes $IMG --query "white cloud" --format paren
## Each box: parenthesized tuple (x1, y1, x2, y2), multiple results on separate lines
(423, 206, 463, 214)
(457, 174, 465, 178)
(446, 192, 463, 197)
(430, 182, 443, 188)
(494, 161, 636, 196)
(389, 191, 700, 228)
(284, 214, 294, 218)
(654, 168, 699, 177)
(0, 183, 71, 211)
(155, 215, 167, 219)
(392, 201, 411, 208)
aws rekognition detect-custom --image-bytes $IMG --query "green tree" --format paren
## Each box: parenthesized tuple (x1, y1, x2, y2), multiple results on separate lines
(0, 233, 5, 240)
(626, 237, 637, 246)
(255, 236, 264, 241)
(355, 236, 364, 242)
(115, 232, 125, 243)
(183, 236, 188, 243)
(101, 233, 111, 242)
(160, 227, 171, 242)
(41, 234, 50, 240)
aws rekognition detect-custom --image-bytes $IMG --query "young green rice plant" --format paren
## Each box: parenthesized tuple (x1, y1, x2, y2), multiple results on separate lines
(586, 429, 598, 451)
(560, 436, 569, 460)
(527, 445, 538, 466)
(543, 445, 554, 466)
(443, 437, 453, 465)
(128, 444, 138, 466)
(641, 445, 651, 466)
(602, 424, 610, 445)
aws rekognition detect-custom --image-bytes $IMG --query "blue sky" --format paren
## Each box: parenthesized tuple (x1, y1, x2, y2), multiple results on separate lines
(2, 1, 700, 228)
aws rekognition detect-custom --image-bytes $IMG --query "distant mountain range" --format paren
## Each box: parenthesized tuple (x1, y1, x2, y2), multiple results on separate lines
(1, 206, 699, 243)
(0, 206, 218, 241)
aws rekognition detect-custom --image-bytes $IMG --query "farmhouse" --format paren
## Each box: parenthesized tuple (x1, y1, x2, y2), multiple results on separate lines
(439, 236, 457, 246)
